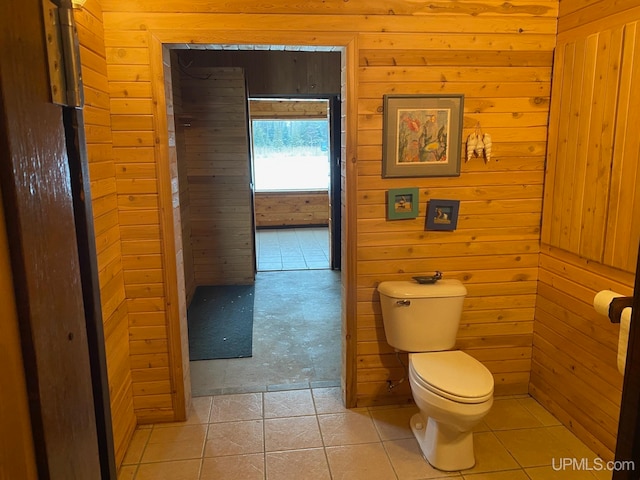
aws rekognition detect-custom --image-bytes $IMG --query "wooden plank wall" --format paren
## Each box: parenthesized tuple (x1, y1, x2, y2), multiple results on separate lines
(98, 0, 558, 417)
(249, 99, 328, 119)
(178, 50, 341, 96)
(255, 192, 329, 228)
(534, 0, 640, 461)
(355, 18, 555, 403)
(176, 67, 255, 286)
(92, 8, 179, 424)
(74, 0, 136, 467)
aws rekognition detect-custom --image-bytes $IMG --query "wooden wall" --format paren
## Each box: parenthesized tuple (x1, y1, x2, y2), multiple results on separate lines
(175, 67, 255, 287)
(255, 192, 329, 228)
(75, 0, 136, 467)
(177, 50, 341, 96)
(97, 0, 557, 418)
(533, 0, 640, 461)
(355, 13, 554, 403)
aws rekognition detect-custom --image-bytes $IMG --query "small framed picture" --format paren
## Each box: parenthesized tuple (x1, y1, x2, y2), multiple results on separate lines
(387, 187, 419, 220)
(426, 199, 460, 231)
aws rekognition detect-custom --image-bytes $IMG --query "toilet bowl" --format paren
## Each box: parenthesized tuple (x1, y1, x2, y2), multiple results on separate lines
(377, 279, 495, 471)
(408, 351, 494, 471)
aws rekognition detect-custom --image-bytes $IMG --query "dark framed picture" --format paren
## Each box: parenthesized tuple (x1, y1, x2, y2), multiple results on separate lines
(387, 187, 419, 220)
(382, 94, 464, 178)
(426, 199, 460, 231)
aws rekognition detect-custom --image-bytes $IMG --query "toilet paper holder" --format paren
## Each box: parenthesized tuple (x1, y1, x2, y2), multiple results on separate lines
(609, 297, 634, 324)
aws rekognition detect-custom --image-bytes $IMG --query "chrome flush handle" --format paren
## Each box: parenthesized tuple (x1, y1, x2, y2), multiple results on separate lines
(396, 299, 411, 307)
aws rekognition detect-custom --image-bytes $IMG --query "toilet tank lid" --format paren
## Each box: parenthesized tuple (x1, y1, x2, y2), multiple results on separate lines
(377, 279, 467, 298)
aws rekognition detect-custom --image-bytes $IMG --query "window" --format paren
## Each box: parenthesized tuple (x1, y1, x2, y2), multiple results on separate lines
(251, 119, 330, 191)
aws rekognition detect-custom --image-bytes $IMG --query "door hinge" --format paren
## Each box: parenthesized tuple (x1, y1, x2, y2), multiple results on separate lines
(42, 0, 84, 108)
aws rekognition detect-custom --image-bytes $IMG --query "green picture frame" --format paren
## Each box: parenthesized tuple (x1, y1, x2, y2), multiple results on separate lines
(387, 187, 419, 220)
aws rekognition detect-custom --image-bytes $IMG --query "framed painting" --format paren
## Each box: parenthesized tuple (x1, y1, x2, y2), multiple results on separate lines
(425, 199, 460, 231)
(387, 187, 419, 220)
(382, 94, 464, 178)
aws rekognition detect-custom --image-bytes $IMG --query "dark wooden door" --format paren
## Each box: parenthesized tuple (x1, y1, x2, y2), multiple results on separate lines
(0, 0, 109, 477)
(614, 241, 640, 479)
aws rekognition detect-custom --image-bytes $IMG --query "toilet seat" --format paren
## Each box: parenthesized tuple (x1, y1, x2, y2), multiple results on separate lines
(409, 351, 493, 404)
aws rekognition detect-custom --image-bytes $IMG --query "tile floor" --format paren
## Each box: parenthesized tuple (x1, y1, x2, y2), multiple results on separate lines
(255, 227, 330, 271)
(118, 389, 613, 480)
(189, 269, 341, 396)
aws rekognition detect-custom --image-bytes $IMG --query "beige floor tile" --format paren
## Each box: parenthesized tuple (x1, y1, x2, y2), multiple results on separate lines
(546, 427, 613, 480)
(370, 405, 419, 441)
(383, 438, 462, 479)
(185, 396, 213, 424)
(210, 392, 263, 422)
(117, 465, 137, 480)
(147, 424, 207, 445)
(484, 398, 545, 431)
(517, 398, 562, 427)
(463, 431, 520, 474)
(312, 387, 349, 414)
(266, 448, 331, 480)
(200, 454, 265, 480)
(265, 415, 323, 452)
(494, 427, 574, 468)
(525, 465, 603, 480)
(264, 389, 316, 418)
(318, 410, 381, 446)
(141, 425, 207, 463)
(546, 425, 599, 458)
(462, 469, 529, 480)
(204, 419, 264, 457)
(134, 459, 201, 480)
(473, 420, 491, 433)
(326, 443, 397, 480)
(121, 427, 151, 465)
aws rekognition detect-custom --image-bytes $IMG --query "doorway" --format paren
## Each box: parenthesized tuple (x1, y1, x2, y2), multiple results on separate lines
(170, 47, 343, 396)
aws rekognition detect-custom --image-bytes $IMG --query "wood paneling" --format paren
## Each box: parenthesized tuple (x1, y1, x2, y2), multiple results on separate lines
(180, 50, 341, 96)
(99, 1, 556, 418)
(176, 67, 255, 286)
(542, 19, 640, 271)
(535, 0, 640, 461)
(75, 0, 135, 467)
(356, 38, 552, 404)
(249, 99, 328, 119)
(255, 192, 329, 227)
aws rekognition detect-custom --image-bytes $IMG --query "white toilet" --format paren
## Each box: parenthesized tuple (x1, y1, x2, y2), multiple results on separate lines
(377, 278, 494, 471)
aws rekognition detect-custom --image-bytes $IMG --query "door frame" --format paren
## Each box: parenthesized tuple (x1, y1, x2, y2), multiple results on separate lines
(248, 93, 342, 270)
(149, 31, 359, 412)
(329, 94, 342, 270)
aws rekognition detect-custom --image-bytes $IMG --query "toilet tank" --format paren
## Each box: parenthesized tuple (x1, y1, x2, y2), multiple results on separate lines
(377, 279, 467, 352)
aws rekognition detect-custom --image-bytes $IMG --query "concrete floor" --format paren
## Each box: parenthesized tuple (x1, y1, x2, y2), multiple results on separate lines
(190, 268, 342, 396)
